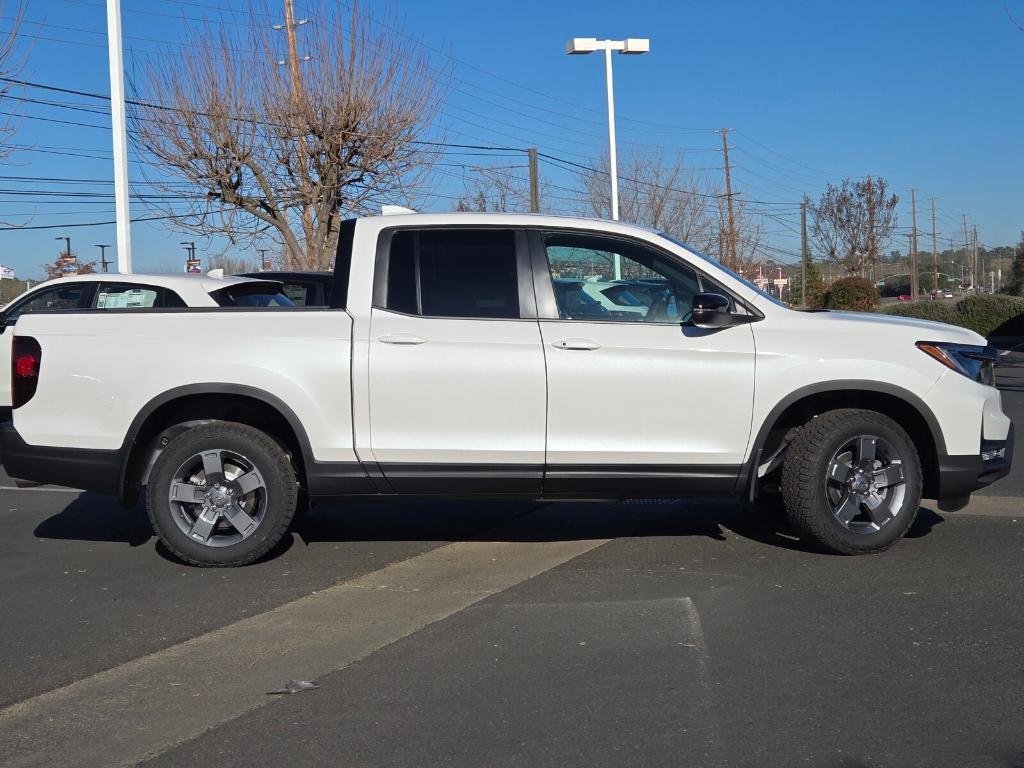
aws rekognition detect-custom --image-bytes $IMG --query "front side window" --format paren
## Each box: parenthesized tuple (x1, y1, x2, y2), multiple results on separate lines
(385, 229, 520, 319)
(544, 232, 724, 323)
(7, 283, 93, 321)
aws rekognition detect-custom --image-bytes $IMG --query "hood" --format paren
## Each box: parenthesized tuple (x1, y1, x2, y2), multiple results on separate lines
(796, 309, 987, 346)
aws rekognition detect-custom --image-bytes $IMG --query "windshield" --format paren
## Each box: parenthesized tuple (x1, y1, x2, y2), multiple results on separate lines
(211, 282, 295, 307)
(657, 232, 788, 308)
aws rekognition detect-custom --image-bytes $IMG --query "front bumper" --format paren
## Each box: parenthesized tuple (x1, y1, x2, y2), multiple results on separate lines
(934, 422, 1014, 510)
(0, 420, 122, 494)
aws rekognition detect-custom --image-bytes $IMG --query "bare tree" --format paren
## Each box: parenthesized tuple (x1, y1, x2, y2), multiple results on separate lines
(810, 176, 899, 276)
(456, 162, 538, 213)
(576, 149, 717, 249)
(131, 2, 448, 270)
(0, 2, 24, 164)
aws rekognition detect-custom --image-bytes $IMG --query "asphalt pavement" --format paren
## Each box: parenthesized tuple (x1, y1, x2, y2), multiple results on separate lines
(1, 365, 1022, 768)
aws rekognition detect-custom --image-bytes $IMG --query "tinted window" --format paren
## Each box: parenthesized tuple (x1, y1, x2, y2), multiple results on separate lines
(212, 283, 295, 307)
(386, 229, 519, 319)
(545, 232, 725, 323)
(7, 283, 93, 320)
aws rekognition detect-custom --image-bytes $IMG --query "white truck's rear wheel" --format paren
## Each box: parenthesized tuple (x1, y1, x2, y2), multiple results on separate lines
(780, 409, 922, 554)
(145, 422, 298, 567)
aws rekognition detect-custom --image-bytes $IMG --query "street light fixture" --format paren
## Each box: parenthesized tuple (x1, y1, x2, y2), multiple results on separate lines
(95, 244, 111, 273)
(565, 36, 650, 225)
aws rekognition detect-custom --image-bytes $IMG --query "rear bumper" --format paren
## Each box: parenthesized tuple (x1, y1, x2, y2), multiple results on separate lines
(934, 422, 1014, 509)
(0, 420, 122, 494)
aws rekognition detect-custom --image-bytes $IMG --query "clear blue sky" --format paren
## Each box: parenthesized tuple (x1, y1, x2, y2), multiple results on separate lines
(0, 0, 1021, 279)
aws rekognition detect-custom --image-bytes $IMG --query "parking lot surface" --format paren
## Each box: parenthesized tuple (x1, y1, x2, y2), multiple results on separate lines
(1, 365, 1022, 768)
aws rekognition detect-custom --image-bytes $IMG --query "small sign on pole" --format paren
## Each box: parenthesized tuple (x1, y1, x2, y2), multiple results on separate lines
(185, 258, 201, 274)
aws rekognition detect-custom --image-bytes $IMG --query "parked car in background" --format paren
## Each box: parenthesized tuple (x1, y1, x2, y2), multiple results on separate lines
(898, 294, 913, 301)
(239, 271, 335, 307)
(0, 272, 291, 415)
(944, 292, 954, 298)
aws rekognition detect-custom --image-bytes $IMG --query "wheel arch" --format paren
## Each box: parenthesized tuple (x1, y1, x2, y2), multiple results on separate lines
(118, 384, 314, 506)
(741, 381, 945, 501)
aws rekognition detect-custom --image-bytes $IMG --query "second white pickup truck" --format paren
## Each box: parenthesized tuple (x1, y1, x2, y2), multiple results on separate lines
(1, 212, 1013, 565)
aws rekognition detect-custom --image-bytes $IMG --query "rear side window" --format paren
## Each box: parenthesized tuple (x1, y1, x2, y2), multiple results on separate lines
(94, 283, 185, 309)
(385, 229, 520, 319)
(280, 280, 329, 307)
(212, 283, 295, 307)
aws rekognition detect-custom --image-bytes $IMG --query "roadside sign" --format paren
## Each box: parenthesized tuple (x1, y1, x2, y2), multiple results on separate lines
(185, 258, 201, 274)
(0, 264, 13, 279)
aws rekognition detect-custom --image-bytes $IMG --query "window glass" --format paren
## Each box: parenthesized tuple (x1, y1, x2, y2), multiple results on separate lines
(386, 229, 520, 319)
(8, 283, 92, 320)
(544, 233, 715, 323)
(386, 231, 418, 315)
(212, 283, 295, 307)
(95, 284, 160, 309)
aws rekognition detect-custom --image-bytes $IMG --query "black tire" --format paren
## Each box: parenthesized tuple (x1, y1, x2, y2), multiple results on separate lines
(145, 421, 298, 567)
(780, 408, 922, 555)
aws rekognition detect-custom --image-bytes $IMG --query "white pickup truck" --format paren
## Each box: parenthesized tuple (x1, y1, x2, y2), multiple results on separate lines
(1, 212, 1013, 566)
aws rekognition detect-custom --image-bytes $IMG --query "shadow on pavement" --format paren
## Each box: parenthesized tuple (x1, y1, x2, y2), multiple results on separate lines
(32, 492, 948, 564)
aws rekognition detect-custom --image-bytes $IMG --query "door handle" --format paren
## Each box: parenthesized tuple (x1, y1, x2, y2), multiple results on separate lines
(378, 333, 428, 346)
(552, 338, 601, 351)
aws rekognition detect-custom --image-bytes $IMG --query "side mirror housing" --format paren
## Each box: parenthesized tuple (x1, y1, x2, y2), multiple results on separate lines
(691, 292, 733, 329)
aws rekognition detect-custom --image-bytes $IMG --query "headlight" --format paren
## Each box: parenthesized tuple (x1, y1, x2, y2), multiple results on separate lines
(916, 341, 997, 386)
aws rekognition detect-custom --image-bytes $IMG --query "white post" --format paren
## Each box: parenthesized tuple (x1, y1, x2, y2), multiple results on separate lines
(106, 0, 132, 273)
(603, 45, 621, 280)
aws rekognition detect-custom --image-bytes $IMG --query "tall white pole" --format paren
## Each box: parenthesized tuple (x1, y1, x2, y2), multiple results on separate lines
(603, 46, 621, 280)
(604, 46, 618, 222)
(106, 0, 132, 273)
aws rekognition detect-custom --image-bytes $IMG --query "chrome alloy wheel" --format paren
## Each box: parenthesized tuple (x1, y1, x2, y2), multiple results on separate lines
(168, 449, 267, 547)
(825, 435, 907, 534)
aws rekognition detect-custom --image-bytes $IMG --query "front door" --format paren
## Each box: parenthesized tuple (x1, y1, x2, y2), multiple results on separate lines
(533, 230, 757, 495)
(367, 227, 546, 494)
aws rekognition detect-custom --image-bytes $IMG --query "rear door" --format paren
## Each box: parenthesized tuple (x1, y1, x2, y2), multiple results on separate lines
(366, 227, 546, 493)
(531, 229, 757, 495)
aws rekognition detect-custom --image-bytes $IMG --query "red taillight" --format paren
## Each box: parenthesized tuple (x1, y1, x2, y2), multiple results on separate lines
(12, 336, 41, 409)
(14, 353, 38, 379)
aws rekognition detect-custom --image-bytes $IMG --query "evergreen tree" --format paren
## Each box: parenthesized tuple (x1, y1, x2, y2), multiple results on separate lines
(792, 256, 827, 308)
(1007, 237, 1024, 296)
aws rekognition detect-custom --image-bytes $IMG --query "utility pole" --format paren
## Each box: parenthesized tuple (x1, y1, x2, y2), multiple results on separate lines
(962, 215, 971, 290)
(865, 175, 876, 278)
(910, 188, 919, 298)
(973, 225, 979, 292)
(274, 0, 311, 270)
(720, 128, 737, 270)
(527, 147, 539, 214)
(930, 198, 938, 297)
(800, 198, 808, 308)
(95, 244, 111, 273)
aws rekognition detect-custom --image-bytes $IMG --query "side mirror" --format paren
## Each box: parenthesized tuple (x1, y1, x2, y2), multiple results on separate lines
(691, 292, 733, 329)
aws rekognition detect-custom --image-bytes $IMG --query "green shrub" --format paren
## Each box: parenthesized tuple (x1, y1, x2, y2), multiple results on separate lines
(823, 276, 879, 312)
(879, 293, 1024, 337)
(880, 301, 957, 325)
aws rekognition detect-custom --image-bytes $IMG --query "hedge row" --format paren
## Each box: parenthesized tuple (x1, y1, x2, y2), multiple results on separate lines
(879, 294, 1024, 337)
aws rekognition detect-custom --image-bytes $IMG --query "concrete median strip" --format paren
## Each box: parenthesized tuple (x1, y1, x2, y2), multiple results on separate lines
(0, 504, 626, 768)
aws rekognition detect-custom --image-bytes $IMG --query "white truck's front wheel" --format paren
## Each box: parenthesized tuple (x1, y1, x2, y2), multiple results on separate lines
(780, 408, 923, 554)
(145, 422, 298, 567)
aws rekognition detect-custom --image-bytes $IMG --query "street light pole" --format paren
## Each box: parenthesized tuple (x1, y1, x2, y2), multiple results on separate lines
(565, 37, 650, 223)
(106, 0, 132, 272)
